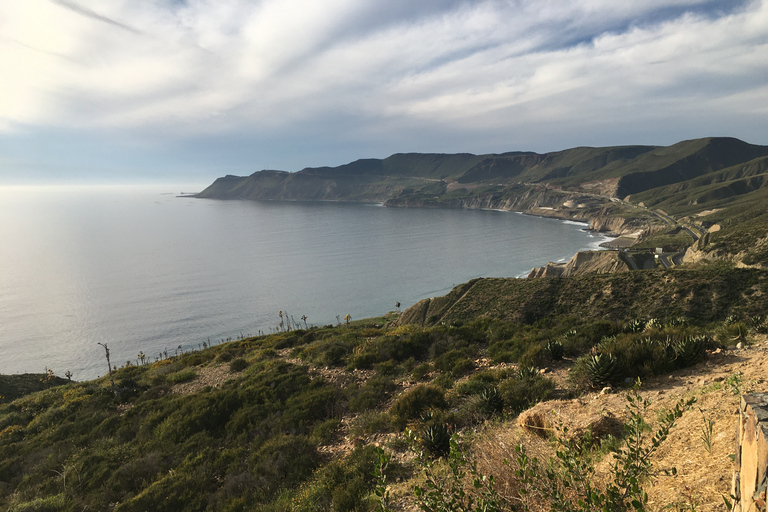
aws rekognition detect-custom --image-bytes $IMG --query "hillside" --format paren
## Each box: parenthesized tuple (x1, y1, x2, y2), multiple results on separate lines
(197, 137, 768, 266)
(3, 136, 768, 511)
(2, 264, 768, 510)
(197, 138, 768, 205)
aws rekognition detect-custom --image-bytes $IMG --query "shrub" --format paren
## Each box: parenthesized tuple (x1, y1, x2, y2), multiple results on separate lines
(411, 363, 431, 381)
(167, 369, 197, 384)
(348, 375, 396, 413)
(519, 343, 546, 368)
(350, 411, 394, 436)
(291, 445, 380, 512)
(545, 339, 564, 360)
(311, 418, 339, 444)
(217, 352, 233, 363)
(251, 435, 318, 497)
(229, 358, 249, 372)
(390, 385, 447, 429)
(498, 373, 554, 414)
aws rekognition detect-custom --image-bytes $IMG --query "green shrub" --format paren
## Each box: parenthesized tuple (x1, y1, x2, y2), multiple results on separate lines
(411, 363, 432, 381)
(545, 339, 564, 360)
(229, 358, 249, 372)
(311, 418, 339, 444)
(519, 343, 546, 368)
(390, 385, 447, 429)
(498, 373, 554, 414)
(350, 411, 394, 436)
(291, 445, 380, 512)
(216, 351, 233, 363)
(251, 434, 318, 497)
(348, 375, 396, 413)
(167, 369, 197, 384)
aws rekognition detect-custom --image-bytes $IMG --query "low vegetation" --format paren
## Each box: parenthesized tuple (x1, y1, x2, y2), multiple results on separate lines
(1, 289, 763, 511)
(5, 136, 768, 510)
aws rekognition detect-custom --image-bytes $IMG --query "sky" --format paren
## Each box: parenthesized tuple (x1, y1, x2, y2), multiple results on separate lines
(1, 0, 767, 186)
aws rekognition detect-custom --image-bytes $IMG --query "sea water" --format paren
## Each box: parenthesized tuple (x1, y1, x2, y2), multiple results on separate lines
(0, 186, 610, 379)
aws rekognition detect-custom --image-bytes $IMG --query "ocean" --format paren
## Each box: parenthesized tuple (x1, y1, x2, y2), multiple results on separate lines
(0, 185, 610, 380)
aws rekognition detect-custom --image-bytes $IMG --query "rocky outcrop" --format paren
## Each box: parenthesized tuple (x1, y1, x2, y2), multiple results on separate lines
(527, 250, 630, 278)
(732, 393, 768, 512)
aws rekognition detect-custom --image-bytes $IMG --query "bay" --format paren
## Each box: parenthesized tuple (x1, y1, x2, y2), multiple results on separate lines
(0, 185, 610, 380)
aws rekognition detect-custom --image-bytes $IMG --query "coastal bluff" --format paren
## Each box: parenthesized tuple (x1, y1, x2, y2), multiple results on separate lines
(526, 250, 630, 278)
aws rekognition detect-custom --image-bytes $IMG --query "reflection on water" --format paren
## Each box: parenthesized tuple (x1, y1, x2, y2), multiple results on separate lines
(0, 186, 609, 379)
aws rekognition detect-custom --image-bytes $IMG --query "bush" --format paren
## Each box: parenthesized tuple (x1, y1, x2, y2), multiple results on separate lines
(545, 339, 564, 360)
(167, 369, 197, 384)
(498, 373, 554, 414)
(390, 385, 447, 429)
(251, 435, 319, 497)
(348, 375, 396, 413)
(350, 411, 394, 436)
(229, 358, 249, 372)
(411, 363, 432, 381)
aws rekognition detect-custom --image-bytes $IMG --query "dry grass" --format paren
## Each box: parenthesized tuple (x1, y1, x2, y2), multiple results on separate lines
(457, 335, 768, 512)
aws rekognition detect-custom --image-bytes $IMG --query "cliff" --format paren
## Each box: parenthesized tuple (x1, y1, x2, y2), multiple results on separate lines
(527, 250, 630, 278)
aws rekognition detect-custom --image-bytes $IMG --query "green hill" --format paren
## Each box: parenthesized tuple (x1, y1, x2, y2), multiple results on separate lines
(4, 135, 768, 511)
(197, 137, 768, 203)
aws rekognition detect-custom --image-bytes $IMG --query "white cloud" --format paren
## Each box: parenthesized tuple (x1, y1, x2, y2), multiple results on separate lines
(0, 0, 766, 155)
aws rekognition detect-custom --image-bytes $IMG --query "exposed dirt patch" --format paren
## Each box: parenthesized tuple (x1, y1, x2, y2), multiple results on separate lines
(171, 365, 234, 394)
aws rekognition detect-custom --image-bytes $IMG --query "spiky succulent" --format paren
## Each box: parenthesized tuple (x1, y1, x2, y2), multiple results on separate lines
(546, 339, 564, 360)
(644, 318, 662, 331)
(625, 319, 644, 333)
(673, 335, 708, 368)
(476, 386, 504, 416)
(585, 353, 620, 387)
(517, 365, 540, 380)
(420, 422, 451, 457)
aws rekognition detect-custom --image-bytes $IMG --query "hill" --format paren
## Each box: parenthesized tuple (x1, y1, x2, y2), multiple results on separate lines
(3, 136, 768, 511)
(197, 137, 768, 202)
(197, 137, 768, 266)
(1, 264, 767, 510)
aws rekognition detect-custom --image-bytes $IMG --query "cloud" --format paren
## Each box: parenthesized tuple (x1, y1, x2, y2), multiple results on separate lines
(0, 0, 766, 173)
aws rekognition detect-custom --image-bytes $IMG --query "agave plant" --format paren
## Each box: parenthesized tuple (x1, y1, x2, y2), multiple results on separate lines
(517, 365, 540, 380)
(476, 386, 504, 417)
(420, 422, 451, 457)
(625, 319, 644, 334)
(644, 318, 662, 331)
(673, 335, 708, 368)
(585, 353, 620, 387)
(667, 316, 688, 327)
(545, 339, 565, 360)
